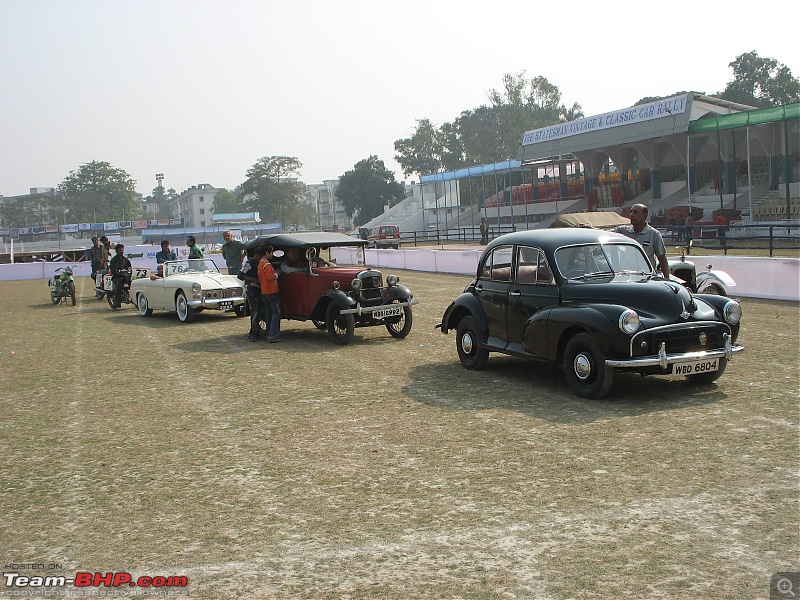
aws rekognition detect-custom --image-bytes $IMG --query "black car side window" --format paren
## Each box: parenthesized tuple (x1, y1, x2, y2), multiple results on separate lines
(515, 246, 554, 285)
(480, 246, 513, 281)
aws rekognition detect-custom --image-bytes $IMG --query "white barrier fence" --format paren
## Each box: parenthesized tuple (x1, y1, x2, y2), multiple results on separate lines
(331, 247, 800, 302)
(1, 245, 796, 301)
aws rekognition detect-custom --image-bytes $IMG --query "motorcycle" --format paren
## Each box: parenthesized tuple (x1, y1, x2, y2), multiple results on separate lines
(106, 268, 133, 309)
(93, 269, 108, 299)
(49, 266, 77, 306)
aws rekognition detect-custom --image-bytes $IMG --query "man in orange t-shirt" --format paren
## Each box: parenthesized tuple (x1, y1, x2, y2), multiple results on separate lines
(257, 245, 281, 342)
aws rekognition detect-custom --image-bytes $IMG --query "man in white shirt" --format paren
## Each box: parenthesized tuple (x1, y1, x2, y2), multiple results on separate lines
(613, 203, 670, 278)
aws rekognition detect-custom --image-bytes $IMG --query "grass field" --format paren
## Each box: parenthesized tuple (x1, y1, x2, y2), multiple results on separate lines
(1, 273, 798, 599)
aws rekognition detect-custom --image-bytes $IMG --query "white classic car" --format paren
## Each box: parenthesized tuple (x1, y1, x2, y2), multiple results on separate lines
(130, 259, 247, 323)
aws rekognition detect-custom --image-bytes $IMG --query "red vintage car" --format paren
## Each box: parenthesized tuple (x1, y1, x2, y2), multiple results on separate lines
(244, 232, 418, 344)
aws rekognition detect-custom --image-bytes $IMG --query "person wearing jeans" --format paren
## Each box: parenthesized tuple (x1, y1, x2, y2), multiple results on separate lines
(239, 248, 263, 342)
(257, 246, 281, 343)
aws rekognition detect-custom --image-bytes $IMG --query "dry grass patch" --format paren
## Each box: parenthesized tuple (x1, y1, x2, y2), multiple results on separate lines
(0, 273, 797, 599)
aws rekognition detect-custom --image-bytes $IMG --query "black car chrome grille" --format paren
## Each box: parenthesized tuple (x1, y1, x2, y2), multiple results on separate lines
(633, 323, 728, 356)
(362, 275, 382, 289)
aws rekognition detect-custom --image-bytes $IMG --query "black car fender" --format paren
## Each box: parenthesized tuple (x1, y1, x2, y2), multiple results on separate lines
(384, 283, 413, 303)
(438, 293, 487, 335)
(548, 304, 632, 360)
(311, 289, 356, 322)
(693, 294, 741, 341)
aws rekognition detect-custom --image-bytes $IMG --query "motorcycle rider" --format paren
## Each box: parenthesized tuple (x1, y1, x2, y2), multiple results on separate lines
(109, 243, 132, 309)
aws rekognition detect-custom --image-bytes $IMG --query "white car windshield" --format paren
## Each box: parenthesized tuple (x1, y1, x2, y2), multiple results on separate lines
(163, 259, 220, 277)
(555, 243, 653, 278)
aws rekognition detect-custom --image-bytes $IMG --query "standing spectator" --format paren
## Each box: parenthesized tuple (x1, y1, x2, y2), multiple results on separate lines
(187, 235, 203, 259)
(221, 230, 246, 275)
(677, 214, 686, 243)
(89, 237, 103, 282)
(257, 245, 281, 343)
(479, 218, 489, 245)
(109, 243, 132, 309)
(685, 213, 695, 249)
(155, 240, 177, 264)
(187, 235, 204, 270)
(613, 203, 670, 278)
(99, 236, 111, 271)
(239, 247, 264, 342)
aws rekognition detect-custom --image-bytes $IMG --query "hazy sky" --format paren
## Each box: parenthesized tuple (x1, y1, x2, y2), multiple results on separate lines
(2, 0, 798, 198)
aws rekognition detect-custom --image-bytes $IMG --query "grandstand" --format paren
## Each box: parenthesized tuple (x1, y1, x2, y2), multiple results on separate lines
(380, 95, 800, 239)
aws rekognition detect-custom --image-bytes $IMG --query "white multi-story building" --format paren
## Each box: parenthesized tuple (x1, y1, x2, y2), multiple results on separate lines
(169, 183, 217, 228)
(304, 179, 348, 230)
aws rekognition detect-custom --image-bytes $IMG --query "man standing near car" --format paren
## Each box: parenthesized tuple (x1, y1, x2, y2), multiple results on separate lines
(109, 243, 132, 309)
(221, 230, 246, 275)
(614, 203, 670, 278)
(239, 247, 264, 342)
(89, 236, 103, 283)
(258, 245, 281, 343)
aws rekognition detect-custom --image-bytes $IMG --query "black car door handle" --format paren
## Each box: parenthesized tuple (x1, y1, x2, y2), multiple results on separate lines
(509, 291, 521, 298)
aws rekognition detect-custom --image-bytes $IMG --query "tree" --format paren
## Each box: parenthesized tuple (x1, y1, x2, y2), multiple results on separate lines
(56, 161, 139, 223)
(0, 190, 56, 227)
(239, 156, 304, 225)
(213, 188, 245, 214)
(718, 51, 800, 108)
(336, 156, 406, 226)
(394, 72, 582, 177)
(393, 118, 464, 177)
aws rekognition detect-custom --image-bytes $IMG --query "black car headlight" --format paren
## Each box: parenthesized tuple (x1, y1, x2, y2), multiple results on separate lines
(723, 300, 742, 324)
(618, 309, 641, 335)
(386, 275, 399, 286)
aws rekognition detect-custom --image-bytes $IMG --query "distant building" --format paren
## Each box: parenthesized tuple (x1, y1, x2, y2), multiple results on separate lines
(169, 183, 217, 228)
(304, 179, 347, 230)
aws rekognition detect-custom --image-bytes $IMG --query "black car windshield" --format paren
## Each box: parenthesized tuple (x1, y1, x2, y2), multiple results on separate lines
(555, 243, 652, 279)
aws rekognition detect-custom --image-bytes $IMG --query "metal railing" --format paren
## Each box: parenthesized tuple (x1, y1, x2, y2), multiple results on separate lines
(397, 223, 800, 257)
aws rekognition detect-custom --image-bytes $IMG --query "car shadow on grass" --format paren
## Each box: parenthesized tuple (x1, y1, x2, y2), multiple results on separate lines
(403, 356, 727, 424)
(168, 325, 364, 354)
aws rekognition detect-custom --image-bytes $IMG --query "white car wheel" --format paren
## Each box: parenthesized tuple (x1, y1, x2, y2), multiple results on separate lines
(137, 292, 153, 317)
(176, 292, 195, 323)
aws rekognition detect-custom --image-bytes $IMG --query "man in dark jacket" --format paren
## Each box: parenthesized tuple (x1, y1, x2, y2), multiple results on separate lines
(238, 248, 263, 341)
(109, 244, 132, 309)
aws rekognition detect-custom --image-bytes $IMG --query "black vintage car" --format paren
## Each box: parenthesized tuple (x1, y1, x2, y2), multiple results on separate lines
(437, 228, 744, 398)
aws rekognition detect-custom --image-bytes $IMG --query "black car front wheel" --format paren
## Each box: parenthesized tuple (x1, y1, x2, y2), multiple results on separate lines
(563, 333, 614, 399)
(326, 303, 354, 345)
(385, 302, 413, 338)
(456, 316, 489, 370)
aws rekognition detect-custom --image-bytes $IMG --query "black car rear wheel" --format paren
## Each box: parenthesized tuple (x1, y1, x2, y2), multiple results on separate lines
(456, 316, 488, 370)
(563, 333, 614, 399)
(326, 303, 354, 345)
